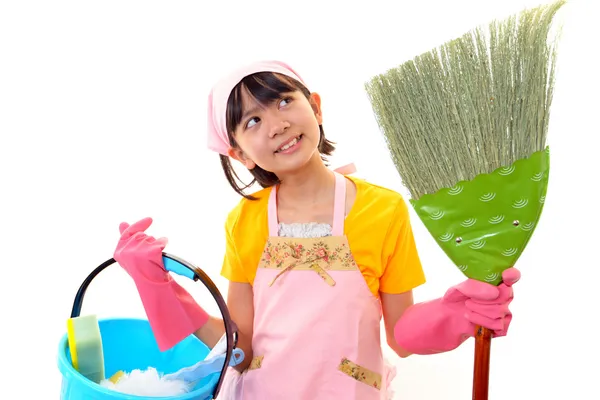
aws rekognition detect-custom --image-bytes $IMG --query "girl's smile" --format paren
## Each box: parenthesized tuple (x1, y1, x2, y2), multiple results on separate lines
(275, 134, 303, 154)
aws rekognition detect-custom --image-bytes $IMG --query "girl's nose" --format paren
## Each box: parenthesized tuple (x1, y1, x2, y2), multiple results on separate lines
(268, 119, 290, 138)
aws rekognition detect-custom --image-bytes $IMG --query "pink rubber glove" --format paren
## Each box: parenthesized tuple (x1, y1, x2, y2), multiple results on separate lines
(394, 268, 520, 355)
(114, 217, 209, 351)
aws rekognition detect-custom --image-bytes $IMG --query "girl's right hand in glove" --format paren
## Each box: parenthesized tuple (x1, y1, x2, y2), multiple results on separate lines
(114, 217, 169, 282)
(113, 217, 209, 351)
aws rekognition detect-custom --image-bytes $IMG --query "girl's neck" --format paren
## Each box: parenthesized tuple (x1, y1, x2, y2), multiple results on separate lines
(275, 154, 336, 221)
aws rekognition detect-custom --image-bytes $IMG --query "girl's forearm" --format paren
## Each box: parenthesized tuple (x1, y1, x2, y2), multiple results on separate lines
(194, 315, 225, 348)
(193, 315, 253, 372)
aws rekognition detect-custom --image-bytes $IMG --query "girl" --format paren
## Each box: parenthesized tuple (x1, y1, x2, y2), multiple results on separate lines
(114, 60, 520, 399)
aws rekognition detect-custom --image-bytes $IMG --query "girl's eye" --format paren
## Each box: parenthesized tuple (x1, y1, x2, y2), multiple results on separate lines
(279, 97, 292, 108)
(246, 117, 259, 129)
(246, 117, 260, 129)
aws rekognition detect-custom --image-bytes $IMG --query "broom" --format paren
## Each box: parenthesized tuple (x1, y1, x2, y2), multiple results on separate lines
(364, 1, 565, 399)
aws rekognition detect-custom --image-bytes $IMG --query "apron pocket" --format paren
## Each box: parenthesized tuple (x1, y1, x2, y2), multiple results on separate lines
(248, 355, 264, 370)
(337, 357, 382, 390)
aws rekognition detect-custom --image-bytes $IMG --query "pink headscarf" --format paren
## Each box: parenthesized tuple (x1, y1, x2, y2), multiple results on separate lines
(206, 60, 305, 156)
(205, 60, 356, 175)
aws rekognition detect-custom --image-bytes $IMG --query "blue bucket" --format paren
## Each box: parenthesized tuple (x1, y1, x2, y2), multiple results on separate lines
(57, 253, 240, 400)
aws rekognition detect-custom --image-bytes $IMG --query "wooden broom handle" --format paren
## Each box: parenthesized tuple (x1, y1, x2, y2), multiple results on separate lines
(473, 325, 493, 400)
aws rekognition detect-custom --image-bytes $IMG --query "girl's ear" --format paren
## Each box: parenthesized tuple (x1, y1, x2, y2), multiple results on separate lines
(309, 92, 323, 125)
(228, 147, 256, 170)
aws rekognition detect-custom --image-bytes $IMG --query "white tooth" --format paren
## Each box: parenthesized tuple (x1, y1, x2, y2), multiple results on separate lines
(280, 137, 298, 151)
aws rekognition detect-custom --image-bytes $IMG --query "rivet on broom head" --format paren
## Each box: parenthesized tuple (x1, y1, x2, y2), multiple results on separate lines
(456, 237, 463, 244)
(513, 220, 520, 226)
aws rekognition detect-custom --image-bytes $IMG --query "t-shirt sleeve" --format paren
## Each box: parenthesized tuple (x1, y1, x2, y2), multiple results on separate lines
(220, 207, 249, 283)
(379, 196, 426, 294)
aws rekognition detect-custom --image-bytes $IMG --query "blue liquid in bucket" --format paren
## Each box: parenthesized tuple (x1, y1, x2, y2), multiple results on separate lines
(57, 318, 221, 399)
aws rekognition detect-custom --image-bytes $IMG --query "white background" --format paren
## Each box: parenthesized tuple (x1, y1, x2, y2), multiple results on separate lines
(1, 0, 598, 398)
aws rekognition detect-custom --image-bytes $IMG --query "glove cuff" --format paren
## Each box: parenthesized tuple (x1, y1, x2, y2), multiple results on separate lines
(393, 298, 473, 355)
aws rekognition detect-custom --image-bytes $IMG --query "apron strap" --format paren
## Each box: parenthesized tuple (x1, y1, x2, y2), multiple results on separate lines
(267, 171, 347, 237)
(268, 185, 279, 237)
(331, 172, 346, 236)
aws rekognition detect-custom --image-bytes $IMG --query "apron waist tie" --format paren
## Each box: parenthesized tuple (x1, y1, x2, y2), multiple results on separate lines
(268, 255, 336, 287)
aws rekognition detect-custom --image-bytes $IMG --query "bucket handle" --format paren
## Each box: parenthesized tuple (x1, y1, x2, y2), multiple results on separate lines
(70, 252, 239, 399)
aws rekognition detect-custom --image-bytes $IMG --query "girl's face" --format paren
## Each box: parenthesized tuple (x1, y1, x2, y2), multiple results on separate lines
(228, 86, 323, 176)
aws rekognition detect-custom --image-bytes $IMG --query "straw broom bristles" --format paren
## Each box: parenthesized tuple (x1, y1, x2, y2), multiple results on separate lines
(365, 0, 565, 200)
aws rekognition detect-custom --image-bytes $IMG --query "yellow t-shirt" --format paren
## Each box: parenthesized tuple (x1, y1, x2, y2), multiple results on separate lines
(220, 175, 426, 297)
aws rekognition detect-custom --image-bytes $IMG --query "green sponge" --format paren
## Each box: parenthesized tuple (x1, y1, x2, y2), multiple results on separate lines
(66, 314, 105, 383)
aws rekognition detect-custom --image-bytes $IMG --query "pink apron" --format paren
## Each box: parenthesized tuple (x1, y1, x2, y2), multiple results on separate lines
(220, 172, 393, 399)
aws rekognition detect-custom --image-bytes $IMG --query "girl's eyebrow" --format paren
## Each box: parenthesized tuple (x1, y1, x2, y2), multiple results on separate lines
(241, 93, 290, 122)
(241, 105, 261, 122)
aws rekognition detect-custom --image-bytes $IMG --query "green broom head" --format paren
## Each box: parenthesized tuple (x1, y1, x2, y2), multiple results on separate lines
(365, 0, 565, 285)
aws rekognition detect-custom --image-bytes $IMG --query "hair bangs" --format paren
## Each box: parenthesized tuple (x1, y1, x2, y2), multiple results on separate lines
(226, 72, 307, 134)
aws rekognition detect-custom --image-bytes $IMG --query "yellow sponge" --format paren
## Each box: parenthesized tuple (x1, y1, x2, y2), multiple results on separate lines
(66, 314, 105, 384)
(108, 370, 124, 384)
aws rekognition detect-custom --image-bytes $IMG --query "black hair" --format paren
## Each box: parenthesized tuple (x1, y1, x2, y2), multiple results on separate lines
(220, 71, 336, 200)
